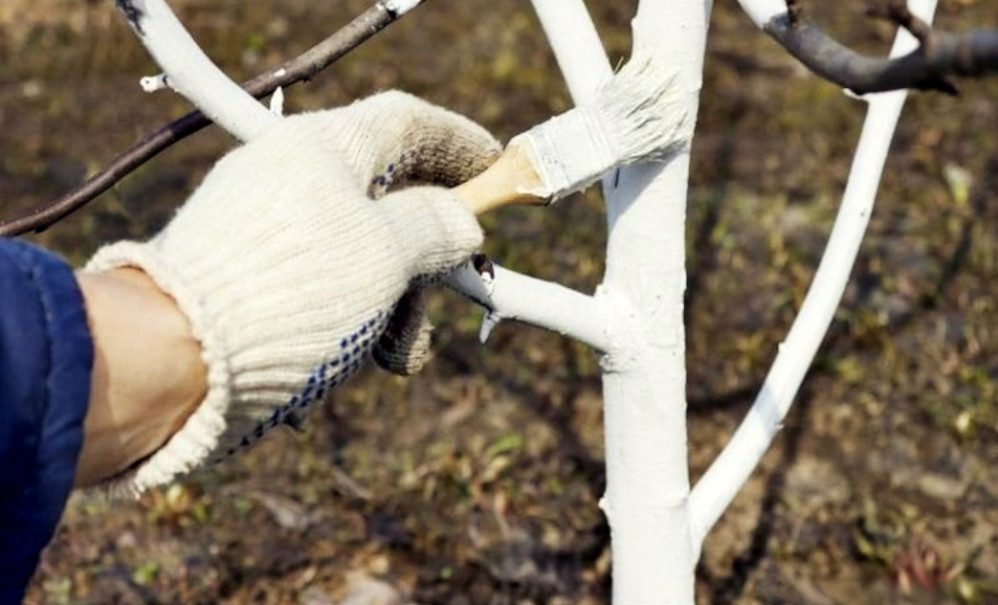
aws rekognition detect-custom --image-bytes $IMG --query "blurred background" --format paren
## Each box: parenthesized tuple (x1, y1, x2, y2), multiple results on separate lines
(3, 0, 998, 603)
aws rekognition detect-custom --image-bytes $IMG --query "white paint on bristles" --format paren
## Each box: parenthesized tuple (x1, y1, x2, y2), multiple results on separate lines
(512, 54, 689, 200)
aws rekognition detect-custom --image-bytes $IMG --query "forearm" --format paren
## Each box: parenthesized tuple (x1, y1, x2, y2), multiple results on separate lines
(74, 268, 207, 488)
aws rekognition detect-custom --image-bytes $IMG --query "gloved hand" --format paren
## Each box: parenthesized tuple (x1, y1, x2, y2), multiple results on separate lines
(86, 91, 500, 495)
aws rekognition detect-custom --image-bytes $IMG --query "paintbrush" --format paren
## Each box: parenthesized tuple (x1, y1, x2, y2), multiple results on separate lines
(454, 54, 692, 215)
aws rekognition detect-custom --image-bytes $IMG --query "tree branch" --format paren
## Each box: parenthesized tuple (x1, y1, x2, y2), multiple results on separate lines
(762, 4, 998, 95)
(0, 1, 426, 236)
(528, 0, 612, 105)
(116, 0, 279, 142)
(445, 259, 615, 353)
(866, 1, 931, 45)
(688, 0, 939, 549)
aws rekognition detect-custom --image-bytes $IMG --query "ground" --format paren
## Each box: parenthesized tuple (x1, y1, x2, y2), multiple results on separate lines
(2, 0, 998, 603)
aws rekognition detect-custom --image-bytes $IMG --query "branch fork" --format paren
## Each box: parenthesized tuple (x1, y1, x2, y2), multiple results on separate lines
(762, 0, 995, 95)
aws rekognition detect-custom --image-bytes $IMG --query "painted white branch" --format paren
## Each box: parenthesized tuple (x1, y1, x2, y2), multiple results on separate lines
(735, 0, 789, 29)
(529, 0, 612, 105)
(446, 263, 614, 353)
(116, 0, 278, 142)
(140, 73, 168, 92)
(688, 0, 940, 551)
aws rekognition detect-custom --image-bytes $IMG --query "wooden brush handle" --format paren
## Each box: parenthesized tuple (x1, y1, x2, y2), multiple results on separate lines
(454, 143, 550, 215)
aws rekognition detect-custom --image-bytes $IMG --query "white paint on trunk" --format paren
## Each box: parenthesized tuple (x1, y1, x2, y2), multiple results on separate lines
(530, 0, 708, 602)
(590, 0, 711, 599)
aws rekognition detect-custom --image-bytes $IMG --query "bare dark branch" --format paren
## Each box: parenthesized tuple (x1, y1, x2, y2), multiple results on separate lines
(0, 1, 424, 236)
(785, 0, 802, 26)
(762, 12, 998, 96)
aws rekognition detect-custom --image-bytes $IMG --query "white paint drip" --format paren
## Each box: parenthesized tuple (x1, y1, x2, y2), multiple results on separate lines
(140, 73, 168, 93)
(382, 0, 421, 16)
(478, 312, 501, 343)
(269, 86, 285, 116)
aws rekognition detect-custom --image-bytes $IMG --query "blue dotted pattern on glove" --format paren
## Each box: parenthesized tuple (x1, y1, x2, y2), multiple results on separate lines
(222, 309, 389, 457)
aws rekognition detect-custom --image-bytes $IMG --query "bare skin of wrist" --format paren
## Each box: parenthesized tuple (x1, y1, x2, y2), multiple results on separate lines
(74, 268, 207, 488)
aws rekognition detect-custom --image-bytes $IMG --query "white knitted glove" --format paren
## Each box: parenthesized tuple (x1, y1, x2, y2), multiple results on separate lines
(86, 91, 500, 495)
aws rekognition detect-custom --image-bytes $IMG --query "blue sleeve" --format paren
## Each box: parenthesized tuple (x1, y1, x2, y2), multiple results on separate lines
(0, 238, 93, 605)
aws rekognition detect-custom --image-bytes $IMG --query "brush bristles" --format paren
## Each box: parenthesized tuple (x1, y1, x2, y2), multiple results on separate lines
(511, 52, 693, 200)
(595, 53, 693, 166)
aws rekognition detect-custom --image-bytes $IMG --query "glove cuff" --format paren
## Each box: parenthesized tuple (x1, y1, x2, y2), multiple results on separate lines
(86, 234, 396, 495)
(86, 242, 234, 496)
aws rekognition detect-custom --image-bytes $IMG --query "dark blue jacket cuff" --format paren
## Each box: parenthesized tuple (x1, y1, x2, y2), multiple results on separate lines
(0, 238, 93, 605)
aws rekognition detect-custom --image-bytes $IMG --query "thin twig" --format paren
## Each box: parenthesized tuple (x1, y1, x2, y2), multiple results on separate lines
(785, 0, 802, 26)
(866, 1, 932, 45)
(0, 1, 427, 236)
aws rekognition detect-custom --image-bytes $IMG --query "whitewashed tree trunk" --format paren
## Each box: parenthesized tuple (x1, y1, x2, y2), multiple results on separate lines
(534, 0, 710, 600)
(596, 1, 710, 600)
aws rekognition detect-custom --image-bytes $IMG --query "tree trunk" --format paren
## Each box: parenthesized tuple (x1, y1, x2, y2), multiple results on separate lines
(597, 1, 710, 602)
